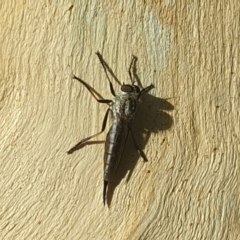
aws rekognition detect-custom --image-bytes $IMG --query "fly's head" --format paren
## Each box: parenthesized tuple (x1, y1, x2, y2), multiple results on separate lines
(121, 84, 140, 99)
(120, 84, 141, 121)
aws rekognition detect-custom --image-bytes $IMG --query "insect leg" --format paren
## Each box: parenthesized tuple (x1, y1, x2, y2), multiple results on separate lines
(129, 127, 148, 162)
(128, 55, 137, 85)
(95, 51, 116, 96)
(73, 75, 112, 104)
(141, 84, 155, 94)
(67, 108, 111, 154)
(138, 84, 155, 99)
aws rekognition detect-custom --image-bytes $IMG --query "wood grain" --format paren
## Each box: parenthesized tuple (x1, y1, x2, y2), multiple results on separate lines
(1, 0, 239, 239)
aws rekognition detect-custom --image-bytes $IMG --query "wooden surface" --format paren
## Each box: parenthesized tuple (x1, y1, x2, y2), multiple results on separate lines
(1, 1, 239, 239)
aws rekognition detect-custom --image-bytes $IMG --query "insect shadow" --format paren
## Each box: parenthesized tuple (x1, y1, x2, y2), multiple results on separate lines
(68, 52, 174, 206)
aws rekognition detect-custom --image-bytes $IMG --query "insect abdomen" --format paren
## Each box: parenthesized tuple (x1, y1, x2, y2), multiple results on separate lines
(104, 119, 128, 182)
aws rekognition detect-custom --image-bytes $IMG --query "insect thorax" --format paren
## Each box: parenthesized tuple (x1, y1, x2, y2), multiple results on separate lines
(111, 92, 138, 122)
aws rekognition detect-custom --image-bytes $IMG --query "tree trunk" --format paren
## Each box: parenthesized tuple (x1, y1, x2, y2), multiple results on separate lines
(1, 1, 239, 239)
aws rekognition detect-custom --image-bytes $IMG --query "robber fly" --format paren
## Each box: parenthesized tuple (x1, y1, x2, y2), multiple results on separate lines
(67, 52, 154, 205)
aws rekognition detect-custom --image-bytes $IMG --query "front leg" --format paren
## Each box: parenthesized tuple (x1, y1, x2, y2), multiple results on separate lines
(73, 75, 112, 104)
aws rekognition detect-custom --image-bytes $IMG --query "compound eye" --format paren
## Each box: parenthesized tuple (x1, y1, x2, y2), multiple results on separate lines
(121, 85, 133, 92)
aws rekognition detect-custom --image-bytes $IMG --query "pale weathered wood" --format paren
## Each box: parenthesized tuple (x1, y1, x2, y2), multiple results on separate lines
(1, 0, 239, 239)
